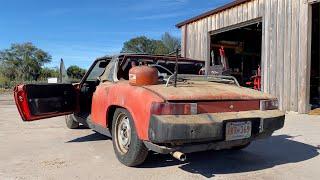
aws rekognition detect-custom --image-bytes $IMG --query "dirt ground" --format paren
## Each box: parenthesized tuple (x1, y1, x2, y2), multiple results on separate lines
(1, 93, 320, 180)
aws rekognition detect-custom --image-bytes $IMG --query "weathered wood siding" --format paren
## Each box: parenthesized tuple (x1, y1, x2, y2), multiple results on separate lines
(180, 0, 312, 113)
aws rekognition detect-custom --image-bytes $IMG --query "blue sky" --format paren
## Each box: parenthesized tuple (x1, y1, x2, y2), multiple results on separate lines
(0, 0, 231, 69)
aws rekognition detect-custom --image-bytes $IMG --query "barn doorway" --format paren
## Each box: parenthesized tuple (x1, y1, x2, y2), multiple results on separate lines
(209, 20, 262, 90)
(310, 3, 320, 110)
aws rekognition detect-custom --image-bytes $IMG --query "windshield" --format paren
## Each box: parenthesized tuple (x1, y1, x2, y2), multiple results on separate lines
(86, 60, 109, 81)
(100, 57, 118, 82)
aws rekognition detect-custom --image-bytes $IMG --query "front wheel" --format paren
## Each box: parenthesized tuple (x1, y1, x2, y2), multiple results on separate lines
(65, 114, 80, 129)
(112, 108, 148, 167)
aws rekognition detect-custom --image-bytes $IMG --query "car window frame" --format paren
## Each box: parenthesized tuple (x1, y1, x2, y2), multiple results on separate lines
(79, 59, 109, 85)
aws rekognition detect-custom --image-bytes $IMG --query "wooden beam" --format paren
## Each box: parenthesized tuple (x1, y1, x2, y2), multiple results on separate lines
(283, 0, 292, 111)
(290, 0, 300, 112)
(269, 0, 278, 96)
(262, 0, 271, 93)
(298, 0, 312, 113)
(276, 0, 285, 110)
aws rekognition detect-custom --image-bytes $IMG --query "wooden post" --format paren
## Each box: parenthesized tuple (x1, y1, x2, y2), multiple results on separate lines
(174, 49, 179, 87)
(298, 0, 312, 113)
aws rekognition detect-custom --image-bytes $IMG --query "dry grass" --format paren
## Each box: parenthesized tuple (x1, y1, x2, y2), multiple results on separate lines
(309, 108, 320, 115)
(0, 88, 11, 94)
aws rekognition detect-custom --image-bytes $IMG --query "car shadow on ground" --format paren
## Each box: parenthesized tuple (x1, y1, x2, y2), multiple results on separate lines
(141, 135, 320, 178)
(67, 132, 110, 143)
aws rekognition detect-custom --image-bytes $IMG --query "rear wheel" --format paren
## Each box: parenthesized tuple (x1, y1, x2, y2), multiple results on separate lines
(65, 114, 80, 129)
(112, 108, 148, 167)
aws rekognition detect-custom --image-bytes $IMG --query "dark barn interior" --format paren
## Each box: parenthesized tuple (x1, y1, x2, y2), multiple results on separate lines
(210, 22, 262, 90)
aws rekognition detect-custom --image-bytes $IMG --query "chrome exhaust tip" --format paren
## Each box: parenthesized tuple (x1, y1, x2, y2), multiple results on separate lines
(171, 151, 186, 161)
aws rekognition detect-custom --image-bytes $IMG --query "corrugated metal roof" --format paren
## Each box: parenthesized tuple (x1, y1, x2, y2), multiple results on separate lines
(176, 0, 251, 28)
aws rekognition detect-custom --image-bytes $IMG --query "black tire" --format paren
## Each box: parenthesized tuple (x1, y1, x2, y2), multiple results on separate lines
(112, 108, 148, 167)
(230, 142, 251, 150)
(65, 114, 80, 129)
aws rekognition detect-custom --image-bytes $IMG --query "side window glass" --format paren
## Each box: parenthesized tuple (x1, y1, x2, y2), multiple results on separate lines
(100, 58, 118, 82)
(86, 61, 109, 81)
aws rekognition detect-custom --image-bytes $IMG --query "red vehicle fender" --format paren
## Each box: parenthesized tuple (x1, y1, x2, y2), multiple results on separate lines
(91, 81, 164, 140)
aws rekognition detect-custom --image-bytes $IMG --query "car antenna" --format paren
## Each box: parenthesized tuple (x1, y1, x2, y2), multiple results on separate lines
(174, 48, 179, 87)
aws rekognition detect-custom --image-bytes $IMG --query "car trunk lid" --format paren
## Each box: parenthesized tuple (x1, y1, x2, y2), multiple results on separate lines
(143, 81, 273, 101)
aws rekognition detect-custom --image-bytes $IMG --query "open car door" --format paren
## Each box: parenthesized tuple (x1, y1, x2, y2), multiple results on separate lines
(14, 84, 78, 121)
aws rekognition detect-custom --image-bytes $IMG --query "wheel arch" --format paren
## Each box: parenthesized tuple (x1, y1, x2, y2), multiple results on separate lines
(106, 105, 122, 133)
(91, 83, 165, 141)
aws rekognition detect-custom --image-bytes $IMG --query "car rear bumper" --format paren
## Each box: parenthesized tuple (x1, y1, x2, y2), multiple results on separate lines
(146, 110, 285, 153)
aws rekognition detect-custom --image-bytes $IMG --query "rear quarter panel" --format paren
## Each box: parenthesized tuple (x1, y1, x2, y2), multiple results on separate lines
(91, 81, 164, 140)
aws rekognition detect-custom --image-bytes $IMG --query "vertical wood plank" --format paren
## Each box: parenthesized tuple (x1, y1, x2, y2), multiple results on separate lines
(290, 0, 299, 111)
(269, 0, 278, 96)
(216, 13, 220, 30)
(251, 0, 255, 18)
(200, 19, 204, 60)
(262, 0, 271, 93)
(253, 0, 259, 18)
(298, 0, 311, 113)
(283, 0, 292, 111)
(220, 12, 224, 28)
(235, 6, 239, 23)
(198, 20, 202, 60)
(248, 1, 254, 20)
(260, 0, 265, 92)
(212, 15, 217, 31)
(201, 19, 205, 60)
(229, 8, 233, 25)
(306, 4, 312, 113)
(228, 8, 232, 25)
(276, 0, 285, 110)
(198, 21, 202, 60)
(188, 23, 192, 59)
(243, 2, 248, 21)
(238, 4, 243, 23)
(207, 16, 212, 32)
(189, 23, 194, 59)
(195, 21, 199, 60)
(234, 7, 239, 24)
(181, 25, 186, 57)
(203, 18, 209, 61)
(233, 7, 237, 25)
(186, 25, 190, 58)
(259, 0, 265, 17)
(224, 10, 229, 27)
(187, 24, 192, 59)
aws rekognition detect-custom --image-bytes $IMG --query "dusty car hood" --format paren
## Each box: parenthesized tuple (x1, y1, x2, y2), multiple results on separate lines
(143, 81, 274, 101)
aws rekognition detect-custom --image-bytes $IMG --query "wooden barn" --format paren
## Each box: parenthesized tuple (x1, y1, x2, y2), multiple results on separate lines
(176, 0, 320, 113)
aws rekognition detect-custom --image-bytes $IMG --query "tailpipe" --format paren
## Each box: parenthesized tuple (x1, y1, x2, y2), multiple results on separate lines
(171, 151, 186, 161)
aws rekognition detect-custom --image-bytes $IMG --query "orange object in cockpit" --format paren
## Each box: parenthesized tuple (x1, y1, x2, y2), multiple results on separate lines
(129, 66, 158, 86)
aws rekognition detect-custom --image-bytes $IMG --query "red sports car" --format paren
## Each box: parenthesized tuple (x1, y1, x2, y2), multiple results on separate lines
(14, 54, 285, 166)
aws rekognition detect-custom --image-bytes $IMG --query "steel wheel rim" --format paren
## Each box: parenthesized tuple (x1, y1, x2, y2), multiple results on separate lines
(115, 113, 131, 154)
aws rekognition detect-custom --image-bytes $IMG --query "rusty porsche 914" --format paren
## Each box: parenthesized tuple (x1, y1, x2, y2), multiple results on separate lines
(14, 54, 285, 166)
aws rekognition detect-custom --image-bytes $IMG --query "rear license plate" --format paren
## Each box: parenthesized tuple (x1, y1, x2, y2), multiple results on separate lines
(225, 121, 252, 141)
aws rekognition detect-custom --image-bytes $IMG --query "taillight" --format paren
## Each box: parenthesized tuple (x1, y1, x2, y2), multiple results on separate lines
(260, 99, 279, 110)
(150, 102, 197, 115)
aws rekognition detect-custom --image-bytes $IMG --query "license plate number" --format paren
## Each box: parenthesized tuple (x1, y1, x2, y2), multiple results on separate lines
(226, 121, 252, 141)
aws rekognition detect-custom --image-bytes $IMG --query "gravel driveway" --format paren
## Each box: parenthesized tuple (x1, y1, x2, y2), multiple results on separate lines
(0, 93, 320, 180)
